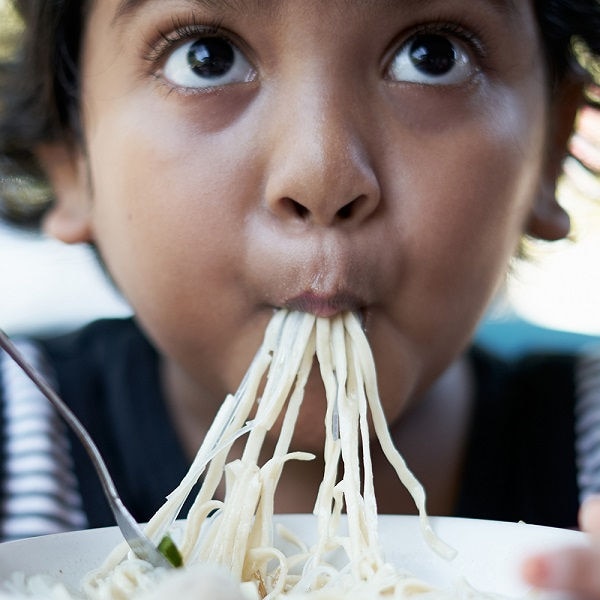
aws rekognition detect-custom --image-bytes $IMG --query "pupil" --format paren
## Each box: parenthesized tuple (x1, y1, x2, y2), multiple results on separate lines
(187, 38, 234, 78)
(409, 35, 456, 76)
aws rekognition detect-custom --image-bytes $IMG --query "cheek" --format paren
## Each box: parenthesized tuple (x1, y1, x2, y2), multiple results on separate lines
(83, 104, 272, 391)
(426, 86, 543, 267)
(433, 94, 545, 271)
(379, 92, 546, 390)
(87, 104, 248, 283)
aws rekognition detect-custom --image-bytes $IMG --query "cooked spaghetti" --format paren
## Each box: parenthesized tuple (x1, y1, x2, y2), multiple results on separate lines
(77, 310, 459, 599)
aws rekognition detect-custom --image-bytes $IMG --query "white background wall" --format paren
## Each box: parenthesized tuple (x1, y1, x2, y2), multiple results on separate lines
(0, 222, 131, 335)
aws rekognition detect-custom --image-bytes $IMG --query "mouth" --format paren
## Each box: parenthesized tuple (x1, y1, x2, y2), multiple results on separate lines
(283, 292, 366, 319)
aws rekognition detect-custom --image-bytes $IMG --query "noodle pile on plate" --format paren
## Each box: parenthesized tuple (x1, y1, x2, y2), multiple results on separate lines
(80, 310, 459, 599)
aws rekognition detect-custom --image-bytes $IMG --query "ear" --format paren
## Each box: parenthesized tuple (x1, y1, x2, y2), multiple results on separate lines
(36, 143, 93, 244)
(526, 75, 587, 241)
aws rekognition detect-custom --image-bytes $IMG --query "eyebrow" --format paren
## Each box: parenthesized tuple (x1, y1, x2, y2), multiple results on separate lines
(113, 0, 265, 25)
(112, 0, 518, 26)
(484, 0, 517, 16)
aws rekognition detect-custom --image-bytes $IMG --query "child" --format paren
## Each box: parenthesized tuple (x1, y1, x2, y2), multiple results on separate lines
(0, 0, 599, 596)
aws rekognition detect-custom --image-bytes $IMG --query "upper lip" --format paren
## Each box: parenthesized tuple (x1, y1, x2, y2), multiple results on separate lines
(283, 291, 364, 318)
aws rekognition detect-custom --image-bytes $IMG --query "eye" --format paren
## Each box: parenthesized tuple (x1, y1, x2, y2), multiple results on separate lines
(388, 33, 476, 86)
(161, 36, 255, 89)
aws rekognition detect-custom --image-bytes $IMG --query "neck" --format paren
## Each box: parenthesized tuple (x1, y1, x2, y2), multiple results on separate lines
(160, 358, 223, 459)
(382, 355, 475, 515)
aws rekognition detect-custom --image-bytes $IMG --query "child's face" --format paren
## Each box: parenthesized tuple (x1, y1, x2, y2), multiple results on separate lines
(43, 0, 574, 429)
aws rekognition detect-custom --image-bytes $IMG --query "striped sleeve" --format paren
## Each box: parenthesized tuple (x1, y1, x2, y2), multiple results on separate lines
(0, 339, 87, 541)
(575, 344, 600, 502)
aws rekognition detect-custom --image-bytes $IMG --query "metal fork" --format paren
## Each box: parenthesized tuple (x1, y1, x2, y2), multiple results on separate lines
(0, 328, 173, 569)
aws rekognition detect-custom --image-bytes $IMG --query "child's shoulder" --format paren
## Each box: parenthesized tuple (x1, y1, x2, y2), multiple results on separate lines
(33, 317, 159, 411)
(38, 317, 145, 358)
(464, 342, 600, 526)
(469, 341, 599, 402)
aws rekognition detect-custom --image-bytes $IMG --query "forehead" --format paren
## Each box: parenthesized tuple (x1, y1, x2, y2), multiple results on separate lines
(87, 0, 535, 51)
(110, 0, 520, 20)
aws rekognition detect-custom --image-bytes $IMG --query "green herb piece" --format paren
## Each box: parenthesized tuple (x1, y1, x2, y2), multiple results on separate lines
(158, 534, 183, 568)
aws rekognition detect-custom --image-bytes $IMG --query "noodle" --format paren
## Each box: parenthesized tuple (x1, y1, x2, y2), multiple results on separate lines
(82, 310, 457, 599)
(4, 310, 503, 599)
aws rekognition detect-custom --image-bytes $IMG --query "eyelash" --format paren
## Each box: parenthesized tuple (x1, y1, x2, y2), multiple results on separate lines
(401, 21, 487, 59)
(143, 15, 228, 66)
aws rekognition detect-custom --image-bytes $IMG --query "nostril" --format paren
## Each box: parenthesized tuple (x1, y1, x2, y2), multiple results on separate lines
(336, 201, 354, 220)
(293, 200, 310, 220)
(336, 194, 370, 221)
(276, 194, 373, 224)
(281, 197, 310, 220)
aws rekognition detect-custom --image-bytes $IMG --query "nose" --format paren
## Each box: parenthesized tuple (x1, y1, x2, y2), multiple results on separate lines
(263, 82, 381, 228)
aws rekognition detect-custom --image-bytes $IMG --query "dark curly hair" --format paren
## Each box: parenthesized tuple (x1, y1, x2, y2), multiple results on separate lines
(0, 0, 599, 225)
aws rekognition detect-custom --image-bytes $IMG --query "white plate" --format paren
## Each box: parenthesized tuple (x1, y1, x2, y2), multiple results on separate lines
(0, 515, 589, 598)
